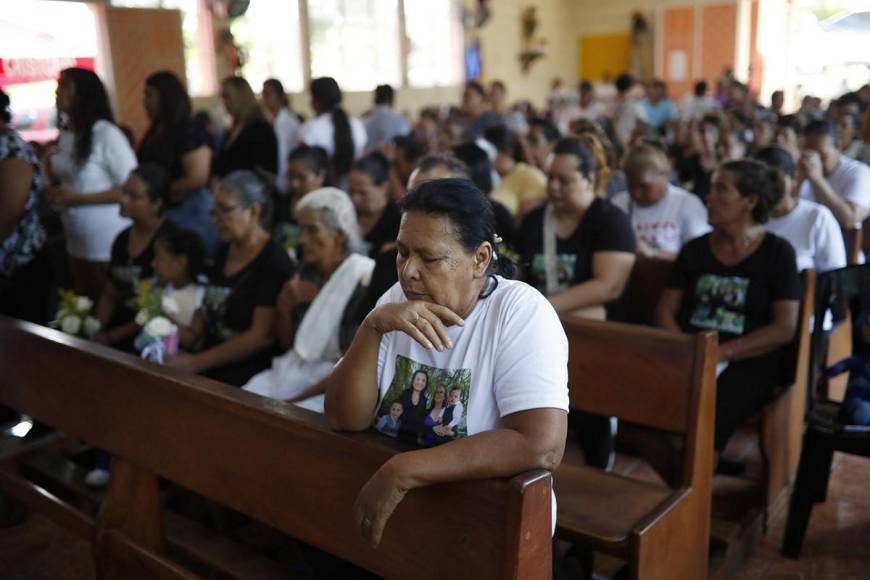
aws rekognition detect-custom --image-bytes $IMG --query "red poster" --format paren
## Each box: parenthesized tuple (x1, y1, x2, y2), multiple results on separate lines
(0, 57, 96, 85)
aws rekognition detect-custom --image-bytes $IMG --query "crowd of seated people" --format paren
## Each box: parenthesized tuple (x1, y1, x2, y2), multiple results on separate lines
(2, 65, 870, 575)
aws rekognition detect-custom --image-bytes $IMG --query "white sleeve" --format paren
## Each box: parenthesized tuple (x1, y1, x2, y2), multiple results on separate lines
(681, 194, 712, 245)
(813, 206, 847, 272)
(448, 401, 464, 427)
(352, 118, 368, 159)
(98, 123, 137, 186)
(839, 163, 870, 214)
(492, 286, 569, 418)
(194, 285, 207, 309)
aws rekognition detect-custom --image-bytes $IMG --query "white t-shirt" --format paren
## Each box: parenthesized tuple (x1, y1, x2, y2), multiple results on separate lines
(50, 120, 136, 261)
(164, 283, 206, 327)
(373, 278, 568, 442)
(798, 155, 870, 219)
(273, 108, 300, 194)
(296, 112, 368, 160)
(765, 199, 847, 273)
(611, 185, 711, 255)
(613, 98, 648, 147)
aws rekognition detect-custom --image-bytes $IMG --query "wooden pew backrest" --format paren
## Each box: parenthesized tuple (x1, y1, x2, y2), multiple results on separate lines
(0, 318, 552, 580)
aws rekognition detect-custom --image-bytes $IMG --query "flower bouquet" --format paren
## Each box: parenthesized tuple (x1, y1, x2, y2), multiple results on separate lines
(53, 289, 101, 338)
(131, 280, 180, 364)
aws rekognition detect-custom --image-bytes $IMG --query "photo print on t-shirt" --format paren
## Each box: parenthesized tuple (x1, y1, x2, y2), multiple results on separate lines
(690, 274, 750, 334)
(202, 285, 235, 341)
(112, 265, 143, 294)
(530, 253, 577, 293)
(374, 354, 471, 447)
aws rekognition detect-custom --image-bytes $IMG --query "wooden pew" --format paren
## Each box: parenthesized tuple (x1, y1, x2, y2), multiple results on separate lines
(622, 256, 675, 326)
(0, 317, 552, 580)
(555, 318, 717, 580)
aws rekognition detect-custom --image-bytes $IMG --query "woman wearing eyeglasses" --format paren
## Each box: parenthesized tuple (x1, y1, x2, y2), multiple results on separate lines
(166, 170, 294, 386)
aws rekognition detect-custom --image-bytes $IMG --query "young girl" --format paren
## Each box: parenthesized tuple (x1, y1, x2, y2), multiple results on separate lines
(151, 228, 207, 351)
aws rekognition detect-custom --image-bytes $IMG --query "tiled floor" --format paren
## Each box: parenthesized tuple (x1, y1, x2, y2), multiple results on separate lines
(1, 452, 869, 578)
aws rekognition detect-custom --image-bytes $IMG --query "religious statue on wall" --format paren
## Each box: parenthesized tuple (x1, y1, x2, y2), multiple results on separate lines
(519, 6, 547, 74)
(629, 11, 654, 82)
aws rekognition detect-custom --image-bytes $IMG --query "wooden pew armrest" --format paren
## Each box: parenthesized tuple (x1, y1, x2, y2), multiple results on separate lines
(632, 486, 692, 536)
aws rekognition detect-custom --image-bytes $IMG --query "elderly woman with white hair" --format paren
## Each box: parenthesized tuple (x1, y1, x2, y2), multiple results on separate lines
(243, 187, 375, 411)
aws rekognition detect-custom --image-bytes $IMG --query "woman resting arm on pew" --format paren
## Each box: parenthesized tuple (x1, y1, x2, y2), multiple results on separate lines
(517, 137, 636, 320)
(166, 171, 294, 386)
(324, 178, 569, 547)
(655, 160, 801, 452)
(242, 187, 374, 411)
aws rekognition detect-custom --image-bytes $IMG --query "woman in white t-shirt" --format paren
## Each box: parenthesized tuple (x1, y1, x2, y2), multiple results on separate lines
(324, 177, 569, 548)
(296, 77, 367, 185)
(755, 146, 846, 273)
(611, 143, 710, 259)
(46, 68, 137, 299)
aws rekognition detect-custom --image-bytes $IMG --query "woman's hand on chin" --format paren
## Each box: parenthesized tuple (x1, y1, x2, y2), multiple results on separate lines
(353, 456, 410, 548)
(365, 302, 464, 352)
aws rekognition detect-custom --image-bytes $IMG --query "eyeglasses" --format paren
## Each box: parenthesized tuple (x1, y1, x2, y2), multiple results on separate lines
(211, 204, 242, 216)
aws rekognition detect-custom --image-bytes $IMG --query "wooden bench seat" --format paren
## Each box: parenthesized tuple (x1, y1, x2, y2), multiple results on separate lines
(554, 464, 672, 551)
(0, 316, 553, 579)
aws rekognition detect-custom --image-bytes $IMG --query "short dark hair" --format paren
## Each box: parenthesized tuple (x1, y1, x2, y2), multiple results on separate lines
(529, 116, 561, 143)
(393, 135, 425, 163)
(615, 73, 635, 93)
(130, 163, 169, 206)
(401, 178, 515, 279)
(553, 137, 599, 180)
(352, 152, 390, 185)
(754, 145, 796, 178)
(374, 84, 394, 105)
(288, 144, 330, 176)
(804, 119, 836, 140)
(720, 159, 783, 224)
(156, 227, 206, 280)
(579, 80, 593, 93)
(416, 153, 470, 179)
(700, 114, 723, 132)
(465, 81, 486, 98)
(694, 80, 708, 97)
(483, 124, 515, 155)
(451, 142, 493, 194)
(263, 78, 289, 107)
(777, 114, 803, 134)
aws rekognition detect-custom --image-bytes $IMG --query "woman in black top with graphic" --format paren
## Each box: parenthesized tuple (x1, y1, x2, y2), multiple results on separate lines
(348, 152, 400, 258)
(166, 170, 294, 386)
(656, 159, 801, 451)
(137, 71, 217, 256)
(518, 137, 636, 319)
(213, 76, 278, 179)
(94, 164, 175, 348)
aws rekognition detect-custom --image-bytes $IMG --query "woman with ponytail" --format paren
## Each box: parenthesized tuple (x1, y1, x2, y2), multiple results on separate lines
(656, 159, 801, 452)
(296, 77, 367, 183)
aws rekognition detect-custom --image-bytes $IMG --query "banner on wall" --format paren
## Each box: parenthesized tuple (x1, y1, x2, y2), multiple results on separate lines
(0, 57, 95, 86)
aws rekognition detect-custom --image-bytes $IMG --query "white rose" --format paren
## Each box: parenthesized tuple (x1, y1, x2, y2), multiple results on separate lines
(135, 310, 149, 326)
(61, 315, 82, 336)
(83, 316, 102, 339)
(76, 297, 93, 312)
(161, 295, 180, 316)
(145, 316, 175, 337)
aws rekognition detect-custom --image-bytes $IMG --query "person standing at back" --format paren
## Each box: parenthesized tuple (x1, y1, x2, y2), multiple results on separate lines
(213, 76, 278, 179)
(363, 84, 410, 150)
(261, 78, 300, 197)
(138, 71, 218, 256)
(296, 77, 367, 186)
(46, 67, 137, 301)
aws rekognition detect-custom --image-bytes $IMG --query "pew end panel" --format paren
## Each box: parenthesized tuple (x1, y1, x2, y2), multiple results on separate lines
(0, 317, 552, 580)
(556, 318, 717, 580)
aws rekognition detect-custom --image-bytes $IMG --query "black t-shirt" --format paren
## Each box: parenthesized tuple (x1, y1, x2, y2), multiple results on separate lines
(108, 221, 175, 325)
(213, 119, 278, 178)
(518, 199, 636, 296)
(363, 201, 401, 259)
(667, 233, 801, 343)
(676, 154, 713, 200)
(138, 120, 210, 181)
(202, 239, 294, 348)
